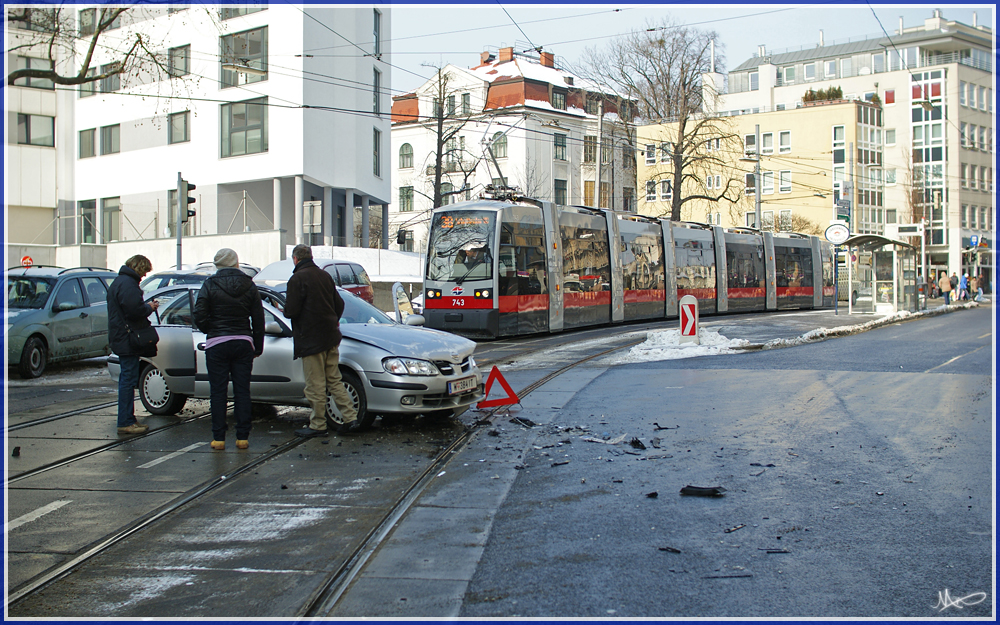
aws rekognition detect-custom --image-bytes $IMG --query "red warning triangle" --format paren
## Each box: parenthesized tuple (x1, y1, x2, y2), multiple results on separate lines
(477, 365, 520, 408)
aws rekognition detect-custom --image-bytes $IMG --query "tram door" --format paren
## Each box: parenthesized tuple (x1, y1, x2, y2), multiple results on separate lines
(498, 206, 549, 336)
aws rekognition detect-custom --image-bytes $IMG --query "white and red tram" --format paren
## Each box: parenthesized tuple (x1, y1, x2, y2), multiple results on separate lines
(422, 196, 834, 339)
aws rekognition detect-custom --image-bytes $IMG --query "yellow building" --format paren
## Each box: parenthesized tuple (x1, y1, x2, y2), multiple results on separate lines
(637, 99, 885, 236)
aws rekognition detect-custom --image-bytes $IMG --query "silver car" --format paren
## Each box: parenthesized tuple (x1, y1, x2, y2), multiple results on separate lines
(108, 286, 484, 428)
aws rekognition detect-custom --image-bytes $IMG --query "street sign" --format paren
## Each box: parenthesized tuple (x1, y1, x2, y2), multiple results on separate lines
(825, 223, 850, 245)
(970, 234, 979, 247)
(20, 256, 33, 267)
(679, 295, 699, 345)
(836, 199, 851, 221)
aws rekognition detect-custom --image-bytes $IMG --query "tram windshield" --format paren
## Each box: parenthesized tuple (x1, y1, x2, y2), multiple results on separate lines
(426, 210, 496, 283)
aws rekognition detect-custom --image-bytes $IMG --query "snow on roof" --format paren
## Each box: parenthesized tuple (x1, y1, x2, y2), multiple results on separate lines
(469, 56, 602, 93)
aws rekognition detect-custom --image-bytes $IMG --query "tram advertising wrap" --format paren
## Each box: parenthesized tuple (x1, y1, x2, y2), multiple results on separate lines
(423, 196, 834, 339)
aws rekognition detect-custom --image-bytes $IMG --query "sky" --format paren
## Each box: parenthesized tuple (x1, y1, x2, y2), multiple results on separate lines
(386, 4, 994, 94)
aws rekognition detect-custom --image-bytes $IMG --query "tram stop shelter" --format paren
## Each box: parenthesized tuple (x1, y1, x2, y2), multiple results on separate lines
(841, 234, 921, 315)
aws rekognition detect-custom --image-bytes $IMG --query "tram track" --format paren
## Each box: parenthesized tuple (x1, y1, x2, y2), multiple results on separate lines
(7, 331, 644, 617)
(6, 400, 120, 432)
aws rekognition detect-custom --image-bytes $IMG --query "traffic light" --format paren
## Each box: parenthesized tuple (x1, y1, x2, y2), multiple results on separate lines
(179, 178, 196, 223)
(396, 229, 406, 245)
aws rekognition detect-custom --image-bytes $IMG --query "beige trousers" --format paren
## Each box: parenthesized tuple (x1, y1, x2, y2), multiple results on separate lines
(301, 346, 358, 431)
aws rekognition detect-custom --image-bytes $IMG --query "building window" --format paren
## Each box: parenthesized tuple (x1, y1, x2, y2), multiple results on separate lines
(399, 186, 413, 212)
(645, 144, 656, 165)
(885, 168, 896, 185)
(585, 96, 598, 115)
(373, 68, 381, 116)
(168, 111, 190, 144)
(100, 124, 120, 154)
(660, 179, 672, 201)
(782, 66, 795, 84)
(761, 171, 774, 194)
(13, 56, 55, 89)
(750, 72, 759, 91)
(779, 170, 791, 193)
(373, 9, 381, 57)
(584, 136, 597, 163)
(462, 92, 470, 116)
(841, 58, 852, 77)
(779, 131, 791, 153)
(79, 8, 96, 36)
(491, 132, 507, 158)
(600, 182, 610, 209)
(373, 128, 381, 176)
(79, 200, 97, 243)
(221, 6, 266, 20)
(399, 143, 413, 169)
(169, 45, 190, 77)
(17, 114, 55, 147)
(705, 138, 720, 152)
(221, 97, 267, 157)
(79, 128, 96, 158)
(100, 62, 120, 92)
(762, 210, 775, 230)
(552, 90, 566, 110)
(554, 179, 567, 205)
(804, 63, 815, 80)
(825, 60, 836, 77)
(221, 27, 268, 88)
(446, 95, 456, 116)
(778, 210, 792, 231)
(102, 197, 121, 243)
(79, 68, 97, 98)
(886, 128, 896, 145)
(761, 132, 773, 154)
(961, 164, 968, 188)
(646, 180, 656, 202)
(744, 134, 756, 154)
(554, 133, 567, 161)
(884, 89, 895, 104)
(660, 142, 672, 162)
(583, 181, 595, 206)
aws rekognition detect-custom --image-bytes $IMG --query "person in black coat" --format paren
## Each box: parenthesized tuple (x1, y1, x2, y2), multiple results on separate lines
(193, 248, 265, 450)
(107, 255, 159, 435)
(283, 244, 359, 437)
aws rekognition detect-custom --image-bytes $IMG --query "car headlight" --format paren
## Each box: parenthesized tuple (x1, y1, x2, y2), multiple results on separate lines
(382, 357, 440, 376)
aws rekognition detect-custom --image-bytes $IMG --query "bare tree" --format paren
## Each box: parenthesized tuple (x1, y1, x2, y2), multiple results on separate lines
(6, 6, 176, 87)
(580, 17, 742, 221)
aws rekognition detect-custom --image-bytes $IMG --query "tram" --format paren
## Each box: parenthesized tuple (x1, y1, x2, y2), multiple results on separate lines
(422, 195, 835, 339)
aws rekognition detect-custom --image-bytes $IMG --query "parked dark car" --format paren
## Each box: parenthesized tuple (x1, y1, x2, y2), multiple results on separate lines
(254, 258, 375, 303)
(7, 266, 118, 378)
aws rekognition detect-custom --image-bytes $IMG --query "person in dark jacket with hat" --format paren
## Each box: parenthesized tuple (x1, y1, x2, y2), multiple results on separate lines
(107, 255, 159, 435)
(283, 244, 359, 437)
(193, 248, 265, 450)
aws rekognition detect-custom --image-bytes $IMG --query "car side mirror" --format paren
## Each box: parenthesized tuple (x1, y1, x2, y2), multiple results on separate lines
(56, 302, 77, 312)
(403, 314, 425, 326)
(391, 281, 415, 323)
(264, 321, 285, 335)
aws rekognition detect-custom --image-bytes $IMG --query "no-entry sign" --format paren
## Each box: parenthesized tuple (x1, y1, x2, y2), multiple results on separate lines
(679, 294, 699, 344)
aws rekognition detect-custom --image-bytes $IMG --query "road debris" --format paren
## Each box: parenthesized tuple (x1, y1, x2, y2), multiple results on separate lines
(652, 422, 679, 431)
(650, 437, 662, 448)
(551, 460, 569, 467)
(646, 491, 658, 498)
(680, 485, 727, 497)
(510, 417, 536, 428)
(724, 524, 746, 533)
(658, 546, 681, 553)
(581, 434, 628, 445)
(750, 463, 776, 467)
(12, 447, 20, 457)
(702, 574, 752, 579)
(629, 437, 647, 450)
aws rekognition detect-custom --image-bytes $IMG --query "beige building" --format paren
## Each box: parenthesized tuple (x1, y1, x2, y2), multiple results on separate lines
(638, 98, 884, 236)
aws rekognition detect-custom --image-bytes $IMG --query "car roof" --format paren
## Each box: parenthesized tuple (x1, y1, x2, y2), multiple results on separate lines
(6, 266, 115, 278)
(143, 282, 287, 301)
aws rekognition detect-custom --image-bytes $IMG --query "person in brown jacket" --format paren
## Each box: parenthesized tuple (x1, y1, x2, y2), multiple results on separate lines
(283, 244, 359, 437)
(938, 270, 952, 305)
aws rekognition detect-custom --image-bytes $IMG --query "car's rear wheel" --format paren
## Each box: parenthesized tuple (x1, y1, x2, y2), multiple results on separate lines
(327, 369, 372, 429)
(18, 336, 47, 379)
(139, 363, 187, 415)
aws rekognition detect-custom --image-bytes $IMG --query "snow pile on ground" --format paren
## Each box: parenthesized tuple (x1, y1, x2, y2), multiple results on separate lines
(603, 328, 752, 364)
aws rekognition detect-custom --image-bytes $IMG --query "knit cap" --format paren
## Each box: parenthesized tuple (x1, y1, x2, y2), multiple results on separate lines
(214, 248, 239, 269)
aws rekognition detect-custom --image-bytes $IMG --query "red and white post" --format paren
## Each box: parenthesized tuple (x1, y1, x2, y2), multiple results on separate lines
(679, 294, 700, 345)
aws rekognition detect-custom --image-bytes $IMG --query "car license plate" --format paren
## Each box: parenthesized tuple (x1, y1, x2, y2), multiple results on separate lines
(448, 375, 477, 395)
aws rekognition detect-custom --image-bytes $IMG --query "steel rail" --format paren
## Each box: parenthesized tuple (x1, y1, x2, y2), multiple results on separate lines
(6, 400, 119, 432)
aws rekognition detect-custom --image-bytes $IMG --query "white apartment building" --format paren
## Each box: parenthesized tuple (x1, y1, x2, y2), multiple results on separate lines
(6, 5, 391, 270)
(713, 9, 994, 282)
(388, 46, 636, 255)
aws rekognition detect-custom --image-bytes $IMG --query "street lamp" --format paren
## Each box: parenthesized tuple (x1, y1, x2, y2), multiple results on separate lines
(738, 124, 762, 229)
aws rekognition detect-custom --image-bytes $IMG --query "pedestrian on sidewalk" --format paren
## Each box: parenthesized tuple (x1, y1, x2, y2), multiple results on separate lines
(283, 244, 359, 438)
(970, 275, 980, 302)
(938, 271, 952, 305)
(959, 273, 969, 301)
(107, 255, 159, 435)
(193, 248, 265, 450)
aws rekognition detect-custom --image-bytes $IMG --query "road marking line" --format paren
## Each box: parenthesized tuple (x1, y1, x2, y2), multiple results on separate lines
(924, 344, 989, 373)
(977, 332, 991, 339)
(138, 442, 206, 469)
(7, 500, 72, 532)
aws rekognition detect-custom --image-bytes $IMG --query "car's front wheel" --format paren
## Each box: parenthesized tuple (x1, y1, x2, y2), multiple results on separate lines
(18, 336, 48, 379)
(139, 363, 188, 415)
(327, 369, 372, 429)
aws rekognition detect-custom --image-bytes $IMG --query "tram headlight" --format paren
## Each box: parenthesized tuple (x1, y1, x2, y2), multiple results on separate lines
(474, 289, 491, 299)
(426, 289, 442, 299)
(383, 357, 440, 376)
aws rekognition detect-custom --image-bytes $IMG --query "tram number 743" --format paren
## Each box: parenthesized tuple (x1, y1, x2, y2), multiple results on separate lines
(452, 298, 466, 307)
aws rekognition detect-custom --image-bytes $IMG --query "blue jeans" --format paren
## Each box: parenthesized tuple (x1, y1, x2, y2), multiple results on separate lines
(118, 355, 141, 427)
(206, 340, 255, 441)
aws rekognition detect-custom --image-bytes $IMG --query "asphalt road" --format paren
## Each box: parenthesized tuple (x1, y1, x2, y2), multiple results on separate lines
(331, 302, 994, 618)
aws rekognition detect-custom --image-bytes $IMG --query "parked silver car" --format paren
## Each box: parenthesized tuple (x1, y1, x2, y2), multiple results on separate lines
(107, 285, 484, 428)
